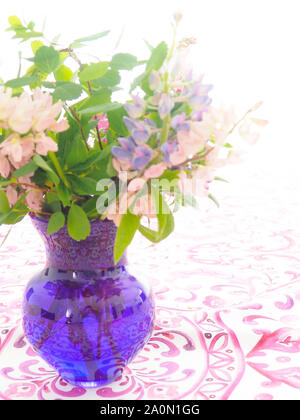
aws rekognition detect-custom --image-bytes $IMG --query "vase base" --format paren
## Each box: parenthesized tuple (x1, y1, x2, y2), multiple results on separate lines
(61, 373, 123, 389)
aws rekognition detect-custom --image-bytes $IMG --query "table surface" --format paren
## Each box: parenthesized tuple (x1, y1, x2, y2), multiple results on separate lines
(1, 162, 300, 400)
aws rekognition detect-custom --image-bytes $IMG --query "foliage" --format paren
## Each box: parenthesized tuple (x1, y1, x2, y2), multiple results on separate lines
(0, 14, 266, 262)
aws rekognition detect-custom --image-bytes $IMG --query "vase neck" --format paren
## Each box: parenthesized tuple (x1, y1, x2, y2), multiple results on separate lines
(31, 215, 126, 271)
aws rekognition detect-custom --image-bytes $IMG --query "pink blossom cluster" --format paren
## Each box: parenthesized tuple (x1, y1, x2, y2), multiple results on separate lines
(0, 87, 69, 210)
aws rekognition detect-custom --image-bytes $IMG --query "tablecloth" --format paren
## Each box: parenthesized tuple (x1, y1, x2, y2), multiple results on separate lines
(1, 161, 300, 400)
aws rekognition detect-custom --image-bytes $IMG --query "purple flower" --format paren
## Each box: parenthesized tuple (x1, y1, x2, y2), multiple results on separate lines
(191, 109, 206, 121)
(124, 95, 145, 119)
(158, 94, 174, 120)
(161, 141, 179, 166)
(149, 70, 161, 91)
(133, 147, 153, 170)
(185, 80, 213, 111)
(112, 136, 153, 171)
(112, 137, 135, 162)
(123, 117, 151, 145)
(171, 113, 190, 132)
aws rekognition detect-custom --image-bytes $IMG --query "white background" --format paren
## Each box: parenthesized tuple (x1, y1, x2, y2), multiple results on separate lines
(0, 0, 299, 173)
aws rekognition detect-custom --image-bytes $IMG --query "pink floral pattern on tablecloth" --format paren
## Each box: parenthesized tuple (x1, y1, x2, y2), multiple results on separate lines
(1, 163, 300, 400)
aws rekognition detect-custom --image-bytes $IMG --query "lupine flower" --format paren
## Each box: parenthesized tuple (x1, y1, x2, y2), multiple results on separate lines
(239, 121, 260, 145)
(0, 88, 16, 124)
(0, 134, 36, 163)
(161, 141, 185, 166)
(133, 146, 153, 170)
(173, 11, 183, 24)
(191, 109, 206, 121)
(158, 94, 174, 120)
(124, 95, 146, 119)
(112, 137, 135, 162)
(0, 153, 11, 178)
(6, 185, 18, 207)
(144, 162, 167, 179)
(183, 79, 213, 111)
(26, 190, 43, 211)
(149, 70, 161, 91)
(112, 136, 153, 171)
(8, 93, 33, 134)
(128, 177, 147, 193)
(171, 113, 190, 132)
(123, 117, 151, 144)
(34, 133, 58, 155)
(177, 121, 208, 157)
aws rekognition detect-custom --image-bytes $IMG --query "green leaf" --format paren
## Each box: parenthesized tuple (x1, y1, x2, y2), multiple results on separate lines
(0, 191, 10, 214)
(52, 82, 82, 101)
(33, 46, 60, 74)
(12, 161, 38, 178)
(107, 106, 128, 136)
(33, 154, 60, 185)
(93, 69, 120, 88)
(68, 175, 97, 195)
(72, 30, 110, 44)
(214, 176, 229, 183)
(67, 203, 91, 241)
(208, 193, 220, 208)
(56, 182, 71, 207)
(146, 41, 168, 72)
(8, 16, 23, 27)
(77, 88, 112, 112)
(6, 76, 39, 88)
(31, 40, 44, 54)
(14, 31, 43, 41)
(138, 187, 174, 243)
(54, 65, 73, 82)
(130, 72, 147, 92)
(78, 102, 122, 115)
(47, 211, 65, 235)
(111, 53, 138, 70)
(69, 147, 112, 173)
(65, 135, 88, 169)
(79, 62, 109, 83)
(114, 211, 141, 264)
(82, 196, 98, 216)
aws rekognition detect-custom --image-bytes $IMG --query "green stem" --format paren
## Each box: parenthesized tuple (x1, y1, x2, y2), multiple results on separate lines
(160, 115, 170, 146)
(48, 152, 71, 188)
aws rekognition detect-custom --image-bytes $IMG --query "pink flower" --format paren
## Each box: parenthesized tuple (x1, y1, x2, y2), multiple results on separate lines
(177, 121, 208, 158)
(6, 185, 18, 207)
(18, 174, 34, 187)
(0, 87, 16, 122)
(26, 190, 43, 211)
(31, 89, 69, 133)
(96, 114, 109, 131)
(128, 177, 147, 193)
(144, 162, 167, 179)
(49, 119, 69, 133)
(8, 92, 33, 134)
(0, 134, 35, 163)
(0, 134, 23, 162)
(169, 144, 186, 165)
(133, 193, 156, 218)
(34, 133, 58, 155)
(0, 153, 11, 178)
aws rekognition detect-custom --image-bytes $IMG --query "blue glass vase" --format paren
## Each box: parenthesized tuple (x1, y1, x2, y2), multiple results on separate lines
(22, 215, 155, 388)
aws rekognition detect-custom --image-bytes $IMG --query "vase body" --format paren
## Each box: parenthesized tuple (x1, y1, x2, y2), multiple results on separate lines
(22, 215, 154, 388)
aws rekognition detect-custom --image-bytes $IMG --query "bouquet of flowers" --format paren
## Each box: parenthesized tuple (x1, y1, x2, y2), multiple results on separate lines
(0, 13, 266, 262)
